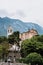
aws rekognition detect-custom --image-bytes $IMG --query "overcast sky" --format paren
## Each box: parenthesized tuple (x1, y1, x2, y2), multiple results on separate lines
(0, 0, 43, 26)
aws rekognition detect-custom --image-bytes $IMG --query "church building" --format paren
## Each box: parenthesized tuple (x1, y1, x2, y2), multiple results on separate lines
(19, 29, 38, 41)
(7, 25, 13, 37)
(7, 25, 38, 41)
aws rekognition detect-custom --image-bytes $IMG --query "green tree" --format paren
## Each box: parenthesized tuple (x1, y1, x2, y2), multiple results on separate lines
(31, 35, 43, 42)
(8, 31, 20, 46)
(0, 36, 8, 43)
(0, 45, 3, 59)
(0, 41, 9, 60)
(25, 52, 43, 65)
(20, 35, 43, 57)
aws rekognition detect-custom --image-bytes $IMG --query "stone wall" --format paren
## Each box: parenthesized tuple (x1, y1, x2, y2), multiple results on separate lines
(19, 29, 38, 41)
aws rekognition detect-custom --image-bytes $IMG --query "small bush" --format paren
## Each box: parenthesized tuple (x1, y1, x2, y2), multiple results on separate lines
(25, 52, 43, 65)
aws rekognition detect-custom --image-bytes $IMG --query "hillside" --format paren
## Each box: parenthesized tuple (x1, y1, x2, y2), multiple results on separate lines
(0, 17, 43, 36)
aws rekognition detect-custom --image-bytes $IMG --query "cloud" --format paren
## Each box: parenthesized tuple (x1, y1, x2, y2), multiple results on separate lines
(0, 9, 26, 17)
(0, 10, 15, 17)
(9, 10, 26, 19)
(16, 10, 26, 18)
(0, 10, 9, 17)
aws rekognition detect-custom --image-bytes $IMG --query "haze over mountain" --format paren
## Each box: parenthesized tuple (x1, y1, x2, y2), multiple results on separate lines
(0, 17, 43, 36)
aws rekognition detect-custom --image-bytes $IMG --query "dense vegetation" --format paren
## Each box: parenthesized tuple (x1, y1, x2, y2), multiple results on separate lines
(0, 31, 20, 60)
(25, 52, 43, 65)
(0, 32, 43, 65)
(20, 35, 43, 65)
(8, 31, 20, 45)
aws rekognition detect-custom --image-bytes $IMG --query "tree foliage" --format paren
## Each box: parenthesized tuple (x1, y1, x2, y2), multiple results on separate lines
(25, 52, 43, 65)
(0, 41, 9, 60)
(20, 35, 43, 57)
(8, 31, 20, 45)
(0, 36, 7, 43)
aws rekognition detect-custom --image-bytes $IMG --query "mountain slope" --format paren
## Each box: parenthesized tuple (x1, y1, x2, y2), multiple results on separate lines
(0, 17, 43, 36)
(25, 22, 43, 35)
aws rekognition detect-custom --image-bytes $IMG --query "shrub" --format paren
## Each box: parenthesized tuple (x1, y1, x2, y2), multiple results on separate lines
(25, 52, 43, 65)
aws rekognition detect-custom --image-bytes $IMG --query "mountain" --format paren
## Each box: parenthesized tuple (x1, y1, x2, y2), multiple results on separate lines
(0, 17, 43, 36)
(25, 22, 43, 35)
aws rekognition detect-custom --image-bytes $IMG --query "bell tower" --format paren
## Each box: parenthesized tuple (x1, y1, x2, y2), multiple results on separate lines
(7, 25, 13, 37)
